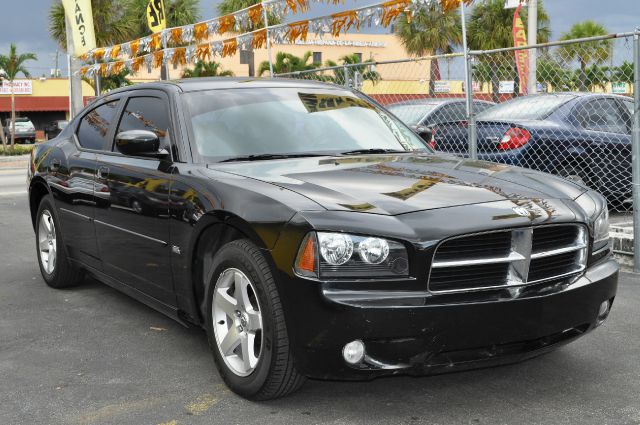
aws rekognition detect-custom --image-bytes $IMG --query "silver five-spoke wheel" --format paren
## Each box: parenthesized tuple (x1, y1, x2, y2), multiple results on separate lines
(38, 210, 57, 274)
(212, 268, 263, 377)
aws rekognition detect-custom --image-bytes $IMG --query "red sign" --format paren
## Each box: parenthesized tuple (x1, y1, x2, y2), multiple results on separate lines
(512, 2, 529, 94)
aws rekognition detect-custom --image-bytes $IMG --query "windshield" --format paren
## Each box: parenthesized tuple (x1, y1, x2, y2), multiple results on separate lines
(387, 104, 439, 125)
(477, 94, 575, 121)
(183, 88, 430, 161)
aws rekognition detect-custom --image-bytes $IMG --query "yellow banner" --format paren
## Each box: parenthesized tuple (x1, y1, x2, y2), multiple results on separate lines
(147, 0, 167, 33)
(62, 0, 97, 56)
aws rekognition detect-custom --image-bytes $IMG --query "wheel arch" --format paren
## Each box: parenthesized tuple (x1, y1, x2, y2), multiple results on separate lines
(188, 211, 279, 324)
(29, 177, 52, 230)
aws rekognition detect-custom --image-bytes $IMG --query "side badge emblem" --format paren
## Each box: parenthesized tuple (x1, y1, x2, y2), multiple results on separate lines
(171, 245, 181, 255)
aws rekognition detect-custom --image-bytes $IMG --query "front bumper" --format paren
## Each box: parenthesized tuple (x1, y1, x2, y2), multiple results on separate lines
(278, 258, 618, 380)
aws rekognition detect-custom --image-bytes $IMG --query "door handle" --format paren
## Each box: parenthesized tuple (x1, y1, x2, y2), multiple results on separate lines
(97, 166, 110, 180)
(49, 159, 61, 172)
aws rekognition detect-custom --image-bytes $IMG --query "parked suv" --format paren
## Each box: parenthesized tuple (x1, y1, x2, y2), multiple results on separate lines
(27, 79, 618, 400)
(3, 117, 36, 144)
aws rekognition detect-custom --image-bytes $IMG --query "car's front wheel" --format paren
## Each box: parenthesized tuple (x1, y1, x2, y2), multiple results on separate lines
(36, 195, 84, 288)
(205, 239, 304, 400)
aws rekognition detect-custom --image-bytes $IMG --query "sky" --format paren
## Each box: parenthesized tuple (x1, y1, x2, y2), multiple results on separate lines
(0, 0, 637, 77)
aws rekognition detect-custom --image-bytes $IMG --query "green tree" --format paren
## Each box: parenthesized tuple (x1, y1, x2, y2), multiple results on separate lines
(182, 61, 234, 78)
(536, 57, 574, 92)
(49, 0, 137, 49)
(126, 0, 201, 41)
(613, 61, 634, 85)
(258, 51, 319, 76)
(394, 4, 462, 95)
(558, 20, 611, 91)
(577, 64, 611, 92)
(324, 54, 381, 88)
(468, 0, 550, 102)
(0, 44, 37, 150)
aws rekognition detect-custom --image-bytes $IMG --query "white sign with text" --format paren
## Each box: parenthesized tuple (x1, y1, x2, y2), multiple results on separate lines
(0, 80, 33, 95)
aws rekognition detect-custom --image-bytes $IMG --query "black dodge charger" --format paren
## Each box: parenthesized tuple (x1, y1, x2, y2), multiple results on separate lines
(27, 78, 618, 400)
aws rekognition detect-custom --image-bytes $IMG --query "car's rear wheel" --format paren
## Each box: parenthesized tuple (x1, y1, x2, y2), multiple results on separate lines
(36, 195, 84, 289)
(205, 239, 305, 400)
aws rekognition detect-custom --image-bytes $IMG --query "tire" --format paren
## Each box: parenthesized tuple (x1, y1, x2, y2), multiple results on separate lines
(205, 239, 305, 400)
(35, 195, 84, 289)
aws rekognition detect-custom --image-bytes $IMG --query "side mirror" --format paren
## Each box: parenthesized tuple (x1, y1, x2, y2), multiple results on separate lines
(414, 125, 433, 143)
(115, 130, 168, 157)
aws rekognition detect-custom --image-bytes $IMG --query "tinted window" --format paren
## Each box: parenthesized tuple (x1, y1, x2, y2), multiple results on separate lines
(387, 103, 439, 125)
(478, 94, 575, 121)
(114, 96, 171, 151)
(576, 99, 628, 134)
(77, 101, 119, 150)
(184, 88, 429, 160)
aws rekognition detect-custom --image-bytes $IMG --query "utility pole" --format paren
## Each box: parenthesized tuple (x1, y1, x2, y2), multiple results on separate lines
(65, 15, 84, 119)
(527, 0, 537, 94)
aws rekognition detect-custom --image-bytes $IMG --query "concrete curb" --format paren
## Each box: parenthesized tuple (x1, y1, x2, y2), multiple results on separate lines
(0, 154, 30, 163)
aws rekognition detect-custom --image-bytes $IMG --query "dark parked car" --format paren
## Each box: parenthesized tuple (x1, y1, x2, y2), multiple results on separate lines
(388, 98, 495, 139)
(44, 120, 69, 140)
(3, 117, 36, 143)
(431, 93, 634, 205)
(27, 79, 617, 400)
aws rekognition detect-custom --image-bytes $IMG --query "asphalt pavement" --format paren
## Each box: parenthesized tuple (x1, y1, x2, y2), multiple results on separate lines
(1, 192, 640, 425)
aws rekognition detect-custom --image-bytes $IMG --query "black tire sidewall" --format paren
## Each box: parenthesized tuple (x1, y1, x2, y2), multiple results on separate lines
(204, 241, 278, 397)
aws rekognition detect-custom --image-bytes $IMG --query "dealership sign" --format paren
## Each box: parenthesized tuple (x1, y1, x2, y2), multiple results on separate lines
(0, 80, 32, 95)
(434, 81, 451, 93)
(612, 82, 627, 94)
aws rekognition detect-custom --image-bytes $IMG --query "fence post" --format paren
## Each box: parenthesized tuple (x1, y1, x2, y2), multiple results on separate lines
(465, 53, 478, 160)
(343, 66, 350, 88)
(261, 0, 274, 78)
(633, 30, 640, 272)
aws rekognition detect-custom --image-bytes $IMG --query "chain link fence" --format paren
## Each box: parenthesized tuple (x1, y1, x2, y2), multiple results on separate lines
(276, 31, 640, 219)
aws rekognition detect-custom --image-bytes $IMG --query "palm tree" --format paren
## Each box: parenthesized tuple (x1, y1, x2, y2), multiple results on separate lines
(258, 51, 319, 76)
(182, 61, 234, 78)
(0, 44, 37, 150)
(49, 0, 138, 49)
(394, 4, 462, 95)
(613, 61, 634, 84)
(468, 0, 550, 102)
(126, 0, 201, 41)
(578, 64, 611, 92)
(558, 21, 611, 91)
(536, 57, 574, 92)
(324, 54, 381, 88)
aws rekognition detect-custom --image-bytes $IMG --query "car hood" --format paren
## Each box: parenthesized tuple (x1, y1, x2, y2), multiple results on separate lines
(211, 154, 587, 215)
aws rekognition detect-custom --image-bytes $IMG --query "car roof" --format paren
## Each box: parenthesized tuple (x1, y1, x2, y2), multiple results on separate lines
(106, 77, 341, 95)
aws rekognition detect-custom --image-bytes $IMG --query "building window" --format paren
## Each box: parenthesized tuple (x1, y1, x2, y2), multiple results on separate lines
(354, 53, 362, 62)
(313, 52, 322, 64)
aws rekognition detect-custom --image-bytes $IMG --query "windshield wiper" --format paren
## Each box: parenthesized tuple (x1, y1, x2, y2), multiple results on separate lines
(340, 148, 409, 155)
(219, 153, 326, 163)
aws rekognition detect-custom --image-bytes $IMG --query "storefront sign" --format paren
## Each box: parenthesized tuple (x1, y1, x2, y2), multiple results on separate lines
(0, 80, 32, 95)
(433, 81, 451, 93)
(290, 40, 386, 47)
(612, 82, 627, 94)
(499, 81, 515, 94)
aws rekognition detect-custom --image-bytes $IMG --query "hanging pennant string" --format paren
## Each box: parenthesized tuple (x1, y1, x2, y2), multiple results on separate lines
(78, 0, 448, 78)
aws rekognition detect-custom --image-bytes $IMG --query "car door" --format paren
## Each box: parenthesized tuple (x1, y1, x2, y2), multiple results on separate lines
(94, 91, 175, 305)
(52, 99, 122, 271)
(574, 97, 632, 199)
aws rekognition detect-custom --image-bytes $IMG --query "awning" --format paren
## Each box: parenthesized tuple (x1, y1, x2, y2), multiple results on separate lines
(0, 96, 93, 113)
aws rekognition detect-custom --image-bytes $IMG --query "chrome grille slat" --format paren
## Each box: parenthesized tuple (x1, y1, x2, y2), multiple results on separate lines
(428, 224, 588, 293)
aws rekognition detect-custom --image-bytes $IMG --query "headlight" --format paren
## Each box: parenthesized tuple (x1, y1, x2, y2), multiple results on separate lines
(575, 190, 609, 253)
(294, 232, 409, 279)
(593, 207, 610, 250)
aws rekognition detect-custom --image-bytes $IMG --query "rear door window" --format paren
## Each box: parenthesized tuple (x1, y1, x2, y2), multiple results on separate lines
(576, 98, 629, 134)
(76, 101, 119, 150)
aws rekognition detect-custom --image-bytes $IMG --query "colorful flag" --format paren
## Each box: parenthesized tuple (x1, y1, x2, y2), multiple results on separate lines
(147, 0, 167, 33)
(512, 2, 529, 94)
(61, 0, 97, 56)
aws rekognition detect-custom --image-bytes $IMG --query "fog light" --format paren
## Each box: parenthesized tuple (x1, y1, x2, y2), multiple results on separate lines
(342, 340, 365, 365)
(598, 300, 610, 319)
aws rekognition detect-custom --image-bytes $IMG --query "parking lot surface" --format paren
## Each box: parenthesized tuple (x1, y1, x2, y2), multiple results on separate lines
(1, 193, 639, 425)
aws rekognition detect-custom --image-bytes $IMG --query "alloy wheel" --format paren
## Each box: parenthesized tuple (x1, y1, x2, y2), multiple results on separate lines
(38, 210, 57, 274)
(212, 268, 263, 377)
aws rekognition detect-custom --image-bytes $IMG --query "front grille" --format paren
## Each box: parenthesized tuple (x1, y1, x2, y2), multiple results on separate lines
(429, 224, 587, 293)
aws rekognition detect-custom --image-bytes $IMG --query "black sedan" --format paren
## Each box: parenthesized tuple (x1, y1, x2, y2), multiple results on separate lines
(27, 79, 618, 400)
(431, 93, 634, 205)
